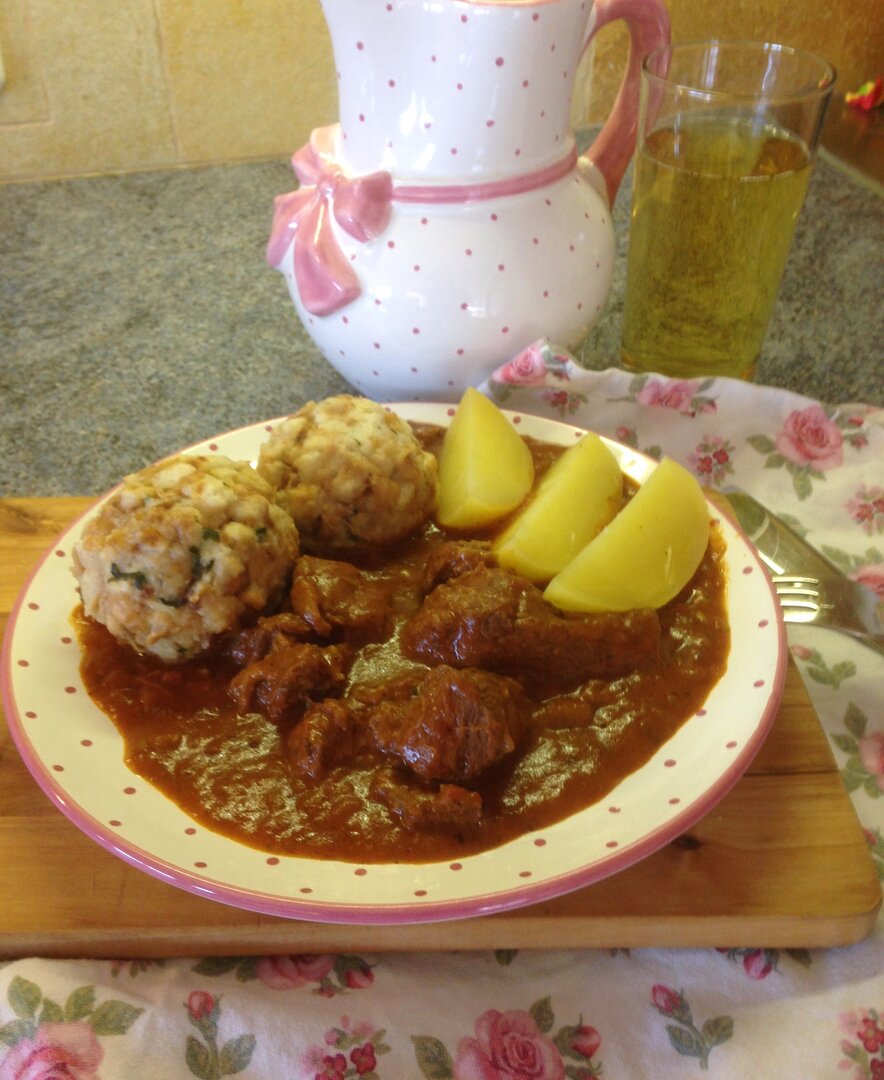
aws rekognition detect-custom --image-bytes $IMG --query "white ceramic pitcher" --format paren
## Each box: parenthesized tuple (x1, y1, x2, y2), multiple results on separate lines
(267, 0, 670, 401)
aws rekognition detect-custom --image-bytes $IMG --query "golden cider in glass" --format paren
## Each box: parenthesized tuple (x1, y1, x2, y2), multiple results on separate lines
(621, 114, 813, 380)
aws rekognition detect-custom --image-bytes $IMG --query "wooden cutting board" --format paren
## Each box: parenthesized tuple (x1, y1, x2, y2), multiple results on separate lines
(0, 497, 879, 958)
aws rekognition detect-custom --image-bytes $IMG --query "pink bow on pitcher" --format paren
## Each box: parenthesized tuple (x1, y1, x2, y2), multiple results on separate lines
(266, 125, 393, 316)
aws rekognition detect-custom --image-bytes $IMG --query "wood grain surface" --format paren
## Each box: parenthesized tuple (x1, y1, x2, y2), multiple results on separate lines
(0, 497, 879, 958)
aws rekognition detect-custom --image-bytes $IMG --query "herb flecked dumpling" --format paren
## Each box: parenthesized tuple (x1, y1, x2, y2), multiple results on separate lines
(72, 455, 299, 661)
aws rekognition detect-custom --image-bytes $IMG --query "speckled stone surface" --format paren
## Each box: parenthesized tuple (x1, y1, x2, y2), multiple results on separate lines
(1, 147, 881, 496)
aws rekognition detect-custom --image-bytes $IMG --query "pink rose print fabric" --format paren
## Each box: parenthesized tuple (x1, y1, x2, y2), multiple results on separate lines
(776, 403, 845, 470)
(455, 1009, 566, 1078)
(0, 977, 142, 1080)
(0, 1022, 103, 1080)
(414, 998, 603, 1079)
(256, 954, 336, 990)
(2, 356, 882, 1079)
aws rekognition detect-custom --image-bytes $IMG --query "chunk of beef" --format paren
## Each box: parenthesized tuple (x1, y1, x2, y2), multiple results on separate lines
(347, 669, 426, 710)
(371, 769, 483, 831)
(288, 699, 357, 779)
(400, 566, 660, 690)
(289, 556, 394, 643)
(422, 540, 495, 592)
(228, 612, 313, 666)
(369, 664, 528, 783)
(229, 641, 353, 721)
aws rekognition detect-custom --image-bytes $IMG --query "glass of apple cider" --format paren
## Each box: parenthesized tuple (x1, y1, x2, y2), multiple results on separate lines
(620, 41, 835, 381)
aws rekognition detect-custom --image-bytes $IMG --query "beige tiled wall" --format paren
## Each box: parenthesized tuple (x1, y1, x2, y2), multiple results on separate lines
(0, 0, 880, 183)
(0, 0, 338, 182)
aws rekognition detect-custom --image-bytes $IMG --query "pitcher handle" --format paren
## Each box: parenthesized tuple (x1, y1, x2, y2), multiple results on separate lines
(579, 0, 670, 206)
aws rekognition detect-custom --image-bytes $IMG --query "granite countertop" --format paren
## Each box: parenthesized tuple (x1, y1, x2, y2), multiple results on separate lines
(1, 145, 881, 497)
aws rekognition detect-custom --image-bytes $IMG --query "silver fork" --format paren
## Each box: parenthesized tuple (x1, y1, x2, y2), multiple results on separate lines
(722, 489, 884, 659)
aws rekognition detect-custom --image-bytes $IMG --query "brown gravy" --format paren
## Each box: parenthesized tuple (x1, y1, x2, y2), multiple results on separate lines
(74, 429, 730, 863)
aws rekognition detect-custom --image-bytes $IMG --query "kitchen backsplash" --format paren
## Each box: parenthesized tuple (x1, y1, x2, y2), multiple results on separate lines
(0, 0, 879, 183)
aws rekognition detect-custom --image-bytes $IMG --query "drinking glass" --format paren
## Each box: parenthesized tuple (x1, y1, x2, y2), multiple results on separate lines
(620, 40, 835, 381)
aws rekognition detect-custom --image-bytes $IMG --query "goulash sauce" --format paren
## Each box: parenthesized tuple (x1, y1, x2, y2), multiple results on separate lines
(75, 427, 729, 862)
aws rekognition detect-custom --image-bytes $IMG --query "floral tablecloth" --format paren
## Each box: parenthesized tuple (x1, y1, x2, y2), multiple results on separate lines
(1, 352, 882, 1080)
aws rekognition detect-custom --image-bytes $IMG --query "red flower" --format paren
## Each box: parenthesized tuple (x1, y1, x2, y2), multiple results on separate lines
(850, 563, 884, 600)
(858, 1017, 884, 1054)
(570, 1025, 601, 1059)
(350, 1043, 377, 1075)
(651, 985, 682, 1016)
(712, 447, 729, 464)
(343, 963, 374, 990)
(858, 733, 884, 792)
(637, 378, 697, 414)
(315, 1053, 347, 1080)
(0, 1022, 103, 1080)
(256, 954, 335, 990)
(742, 950, 774, 979)
(186, 991, 216, 1021)
(455, 1008, 566, 1079)
(775, 405, 844, 471)
(492, 342, 550, 387)
(871, 1059, 884, 1080)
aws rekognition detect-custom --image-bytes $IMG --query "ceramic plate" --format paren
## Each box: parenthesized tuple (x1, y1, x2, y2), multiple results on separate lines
(1, 405, 787, 925)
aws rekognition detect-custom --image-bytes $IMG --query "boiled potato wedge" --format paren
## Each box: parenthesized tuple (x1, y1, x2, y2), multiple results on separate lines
(493, 433, 622, 582)
(435, 388, 534, 529)
(543, 456, 710, 612)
